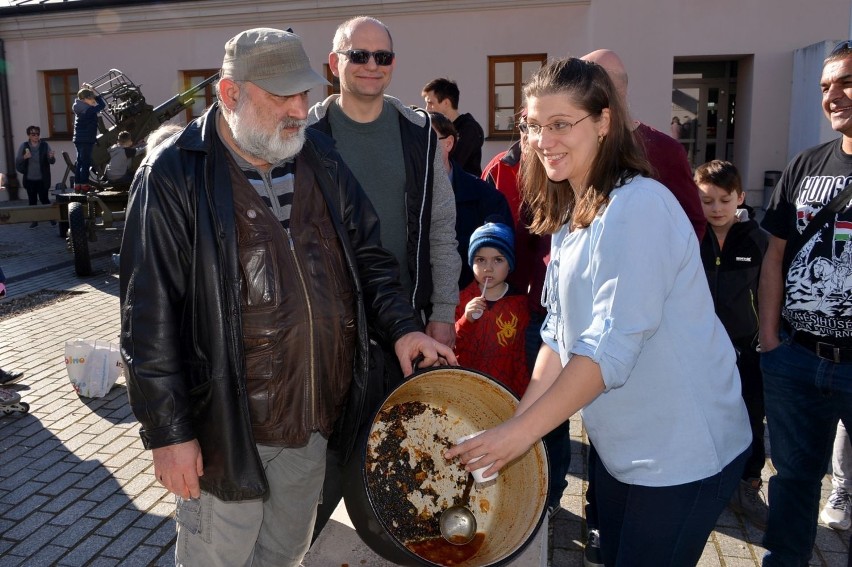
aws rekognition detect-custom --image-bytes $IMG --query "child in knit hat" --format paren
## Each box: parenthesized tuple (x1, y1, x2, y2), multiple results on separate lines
(455, 222, 531, 397)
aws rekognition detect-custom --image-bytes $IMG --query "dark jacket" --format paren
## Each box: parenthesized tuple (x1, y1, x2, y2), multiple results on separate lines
(452, 112, 485, 177)
(72, 95, 106, 144)
(452, 161, 512, 288)
(309, 99, 443, 320)
(15, 140, 55, 186)
(700, 206, 768, 343)
(120, 103, 423, 501)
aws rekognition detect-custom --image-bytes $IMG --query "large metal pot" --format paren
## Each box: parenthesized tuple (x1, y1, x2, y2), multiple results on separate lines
(342, 366, 549, 567)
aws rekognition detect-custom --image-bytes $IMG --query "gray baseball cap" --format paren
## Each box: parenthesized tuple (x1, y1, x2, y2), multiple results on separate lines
(221, 28, 329, 96)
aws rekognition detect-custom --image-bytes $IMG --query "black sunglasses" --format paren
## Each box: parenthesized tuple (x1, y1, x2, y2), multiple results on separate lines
(336, 49, 395, 66)
(831, 40, 852, 56)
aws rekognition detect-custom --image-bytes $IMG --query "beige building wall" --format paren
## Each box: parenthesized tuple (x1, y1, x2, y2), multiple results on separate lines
(0, 0, 849, 204)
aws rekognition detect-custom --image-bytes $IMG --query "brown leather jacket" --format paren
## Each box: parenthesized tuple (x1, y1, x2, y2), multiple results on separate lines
(230, 154, 357, 446)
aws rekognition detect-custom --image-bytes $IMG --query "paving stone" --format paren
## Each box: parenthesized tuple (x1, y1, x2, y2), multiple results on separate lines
(123, 544, 166, 566)
(58, 534, 110, 566)
(99, 526, 149, 558)
(52, 500, 97, 526)
(93, 508, 143, 538)
(3, 510, 52, 540)
(8, 523, 64, 556)
(50, 516, 99, 547)
(2, 494, 50, 521)
(40, 487, 87, 514)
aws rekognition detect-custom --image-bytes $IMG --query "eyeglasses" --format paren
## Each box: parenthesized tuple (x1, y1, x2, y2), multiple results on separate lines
(335, 49, 395, 66)
(518, 114, 593, 136)
(831, 40, 852, 56)
(28, 132, 40, 136)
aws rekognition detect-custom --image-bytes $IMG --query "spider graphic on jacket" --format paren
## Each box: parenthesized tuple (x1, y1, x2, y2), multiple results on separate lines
(496, 313, 519, 347)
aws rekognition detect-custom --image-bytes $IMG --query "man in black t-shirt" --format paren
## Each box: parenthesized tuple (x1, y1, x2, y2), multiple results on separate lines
(758, 41, 852, 565)
(423, 77, 485, 176)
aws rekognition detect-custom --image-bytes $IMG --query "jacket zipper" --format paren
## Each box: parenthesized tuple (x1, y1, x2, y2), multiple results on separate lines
(285, 227, 317, 431)
(259, 169, 317, 431)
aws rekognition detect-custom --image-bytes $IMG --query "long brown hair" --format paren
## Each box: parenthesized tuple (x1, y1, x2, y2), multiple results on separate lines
(521, 57, 651, 234)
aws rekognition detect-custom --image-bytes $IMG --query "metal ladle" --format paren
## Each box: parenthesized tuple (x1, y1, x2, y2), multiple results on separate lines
(439, 473, 477, 545)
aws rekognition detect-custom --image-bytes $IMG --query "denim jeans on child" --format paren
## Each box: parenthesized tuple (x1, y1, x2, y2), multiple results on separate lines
(74, 142, 94, 186)
(760, 335, 852, 566)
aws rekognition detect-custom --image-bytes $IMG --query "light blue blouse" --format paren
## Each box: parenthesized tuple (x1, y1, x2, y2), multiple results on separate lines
(541, 175, 751, 487)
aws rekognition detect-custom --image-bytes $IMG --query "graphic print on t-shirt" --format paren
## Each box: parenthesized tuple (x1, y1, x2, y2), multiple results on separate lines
(784, 174, 852, 338)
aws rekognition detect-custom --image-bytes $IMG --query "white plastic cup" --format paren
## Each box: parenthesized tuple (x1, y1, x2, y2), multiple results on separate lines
(456, 431, 498, 483)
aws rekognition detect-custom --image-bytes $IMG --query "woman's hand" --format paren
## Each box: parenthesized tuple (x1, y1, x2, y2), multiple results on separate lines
(444, 418, 536, 480)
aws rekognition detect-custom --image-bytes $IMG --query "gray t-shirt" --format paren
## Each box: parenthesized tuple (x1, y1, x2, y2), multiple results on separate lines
(27, 143, 42, 181)
(328, 101, 410, 292)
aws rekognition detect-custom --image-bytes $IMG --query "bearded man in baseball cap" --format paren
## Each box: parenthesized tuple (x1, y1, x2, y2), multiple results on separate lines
(119, 27, 456, 567)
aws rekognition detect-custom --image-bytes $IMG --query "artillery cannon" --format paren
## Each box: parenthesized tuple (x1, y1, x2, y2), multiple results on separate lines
(0, 69, 218, 276)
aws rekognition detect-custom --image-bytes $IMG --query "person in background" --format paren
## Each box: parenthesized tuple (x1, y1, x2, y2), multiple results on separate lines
(120, 28, 455, 567)
(430, 111, 511, 289)
(820, 422, 851, 531)
(695, 160, 769, 529)
(308, 15, 461, 539)
(145, 123, 183, 151)
(671, 116, 684, 140)
(759, 40, 852, 566)
(105, 131, 145, 185)
(72, 84, 106, 193)
(14, 125, 56, 229)
(446, 56, 751, 566)
(423, 77, 485, 176)
(455, 222, 530, 397)
(579, 48, 709, 565)
(582, 49, 706, 241)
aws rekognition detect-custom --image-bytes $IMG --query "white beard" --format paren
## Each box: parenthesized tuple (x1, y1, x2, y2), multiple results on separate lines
(228, 92, 306, 164)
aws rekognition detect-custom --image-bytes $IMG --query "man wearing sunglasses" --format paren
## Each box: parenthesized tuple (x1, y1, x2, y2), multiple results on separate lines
(758, 40, 852, 566)
(308, 15, 460, 538)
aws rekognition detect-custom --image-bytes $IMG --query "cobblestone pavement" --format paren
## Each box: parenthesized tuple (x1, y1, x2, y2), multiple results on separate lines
(0, 198, 849, 566)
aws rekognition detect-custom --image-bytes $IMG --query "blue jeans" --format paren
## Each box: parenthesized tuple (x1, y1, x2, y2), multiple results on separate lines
(74, 142, 94, 186)
(595, 448, 747, 566)
(760, 337, 852, 566)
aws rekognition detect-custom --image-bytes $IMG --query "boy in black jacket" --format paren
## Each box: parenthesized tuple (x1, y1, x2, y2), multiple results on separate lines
(696, 160, 769, 528)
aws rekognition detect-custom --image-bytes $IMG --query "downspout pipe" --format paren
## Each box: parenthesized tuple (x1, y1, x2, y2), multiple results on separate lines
(0, 38, 18, 191)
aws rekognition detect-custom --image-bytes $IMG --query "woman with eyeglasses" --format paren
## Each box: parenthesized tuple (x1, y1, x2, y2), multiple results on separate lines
(14, 125, 56, 229)
(446, 57, 752, 565)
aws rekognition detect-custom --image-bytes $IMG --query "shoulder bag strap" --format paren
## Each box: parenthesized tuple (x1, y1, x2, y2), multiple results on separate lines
(783, 179, 852, 275)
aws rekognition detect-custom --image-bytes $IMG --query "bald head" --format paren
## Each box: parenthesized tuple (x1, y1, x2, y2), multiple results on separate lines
(581, 49, 628, 102)
(333, 16, 393, 51)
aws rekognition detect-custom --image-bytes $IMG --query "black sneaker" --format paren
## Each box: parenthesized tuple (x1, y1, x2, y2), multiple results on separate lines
(584, 528, 603, 567)
(0, 369, 24, 385)
(29, 222, 38, 229)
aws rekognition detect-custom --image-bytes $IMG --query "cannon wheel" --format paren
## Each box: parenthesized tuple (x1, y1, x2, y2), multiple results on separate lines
(68, 202, 92, 276)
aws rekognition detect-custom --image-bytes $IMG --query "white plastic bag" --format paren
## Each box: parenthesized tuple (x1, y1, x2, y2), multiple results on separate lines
(65, 339, 123, 398)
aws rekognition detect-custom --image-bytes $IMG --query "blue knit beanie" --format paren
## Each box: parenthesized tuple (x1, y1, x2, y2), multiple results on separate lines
(468, 222, 515, 272)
